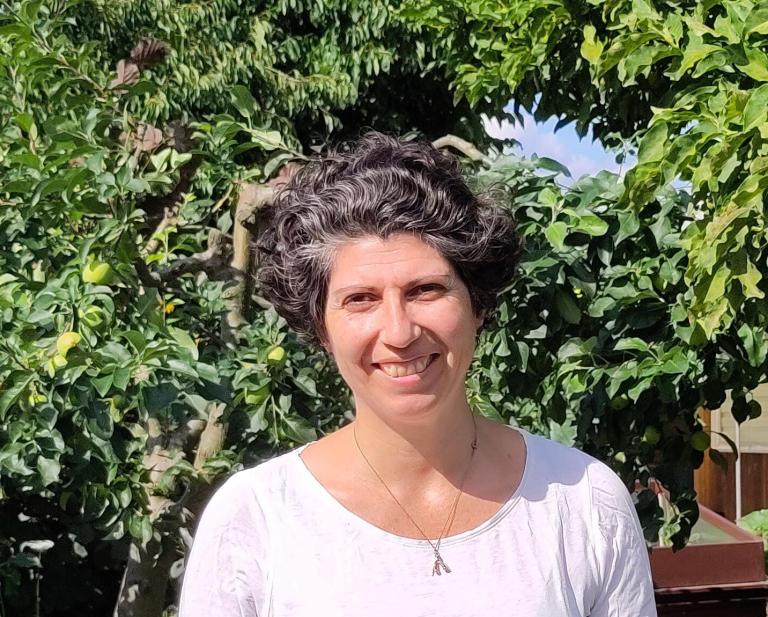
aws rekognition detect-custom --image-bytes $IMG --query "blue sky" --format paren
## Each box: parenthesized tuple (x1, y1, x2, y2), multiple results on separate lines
(483, 105, 634, 181)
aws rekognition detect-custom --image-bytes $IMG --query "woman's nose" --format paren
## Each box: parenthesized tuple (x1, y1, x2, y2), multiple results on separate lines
(379, 296, 421, 348)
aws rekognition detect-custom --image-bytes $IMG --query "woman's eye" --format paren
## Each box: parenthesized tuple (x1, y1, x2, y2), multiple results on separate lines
(345, 294, 375, 306)
(413, 284, 444, 297)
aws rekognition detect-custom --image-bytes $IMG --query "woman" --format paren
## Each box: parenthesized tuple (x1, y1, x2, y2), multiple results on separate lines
(179, 133, 657, 616)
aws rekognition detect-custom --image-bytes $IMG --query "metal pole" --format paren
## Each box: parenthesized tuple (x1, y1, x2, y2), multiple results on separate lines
(735, 419, 742, 521)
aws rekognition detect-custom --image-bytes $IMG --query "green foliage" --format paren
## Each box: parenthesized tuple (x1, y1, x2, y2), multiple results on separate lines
(738, 509, 768, 572)
(467, 153, 766, 549)
(0, 3, 344, 613)
(580, 0, 768, 343)
(3, 0, 768, 614)
(397, 0, 647, 138)
(402, 0, 768, 343)
(67, 0, 491, 143)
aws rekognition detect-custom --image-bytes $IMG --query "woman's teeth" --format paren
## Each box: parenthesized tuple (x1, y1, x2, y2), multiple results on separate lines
(379, 355, 432, 377)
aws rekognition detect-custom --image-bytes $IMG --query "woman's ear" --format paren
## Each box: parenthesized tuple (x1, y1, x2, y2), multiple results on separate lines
(474, 310, 486, 331)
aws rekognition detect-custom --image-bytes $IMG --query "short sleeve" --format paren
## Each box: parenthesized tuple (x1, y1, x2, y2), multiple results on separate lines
(587, 462, 657, 617)
(178, 472, 267, 617)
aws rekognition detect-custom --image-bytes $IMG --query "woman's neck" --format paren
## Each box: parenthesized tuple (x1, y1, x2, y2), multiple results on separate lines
(350, 400, 479, 491)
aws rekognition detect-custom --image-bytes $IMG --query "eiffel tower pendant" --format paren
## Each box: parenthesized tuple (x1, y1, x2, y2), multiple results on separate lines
(432, 553, 452, 576)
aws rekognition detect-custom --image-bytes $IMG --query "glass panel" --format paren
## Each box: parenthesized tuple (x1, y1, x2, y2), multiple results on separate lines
(687, 517, 736, 545)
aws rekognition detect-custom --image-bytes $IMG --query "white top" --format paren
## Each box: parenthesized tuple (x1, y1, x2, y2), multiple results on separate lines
(178, 428, 657, 616)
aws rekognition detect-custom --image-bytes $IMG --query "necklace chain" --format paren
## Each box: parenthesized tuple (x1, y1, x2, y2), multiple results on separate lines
(352, 414, 478, 575)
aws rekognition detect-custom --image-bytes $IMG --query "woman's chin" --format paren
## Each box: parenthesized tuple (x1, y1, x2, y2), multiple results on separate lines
(356, 392, 451, 426)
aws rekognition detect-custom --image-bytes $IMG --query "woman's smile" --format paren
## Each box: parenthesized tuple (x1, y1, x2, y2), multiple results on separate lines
(374, 352, 440, 380)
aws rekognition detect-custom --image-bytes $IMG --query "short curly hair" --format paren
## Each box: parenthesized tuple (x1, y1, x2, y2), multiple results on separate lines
(256, 132, 522, 347)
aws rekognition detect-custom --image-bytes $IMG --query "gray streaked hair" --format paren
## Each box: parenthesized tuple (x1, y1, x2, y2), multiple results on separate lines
(256, 132, 522, 347)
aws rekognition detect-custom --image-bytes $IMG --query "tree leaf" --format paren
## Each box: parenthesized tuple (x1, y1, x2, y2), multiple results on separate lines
(672, 36, 722, 78)
(20, 539, 54, 553)
(704, 267, 729, 304)
(168, 326, 199, 361)
(661, 349, 689, 374)
(575, 214, 609, 236)
(281, 415, 317, 444)
(555, 290, 581, 324)
(93, 374, 114, 397)
(736, 259, 764, 299)
(37, 457, 61, 487)
(614, 338, 650, 352)
(130, 37, 168, 68)
(119, 330, 147, 354)
(581, 25, 604, 64)
(0, 373, 34, 419)
(133, 123, 164, 152)
(739, 47, 768, 82)
(545, 221, 568, 250)
(637, 122, 668, 163)
(535, 157, 571, 177)
(110, 59, 140, 89)
(247, 129, 283, 151)
(231, 85, 258, 119)
(743, 84, 768, 131)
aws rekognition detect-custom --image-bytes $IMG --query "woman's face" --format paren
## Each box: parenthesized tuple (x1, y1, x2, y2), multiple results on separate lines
(323, 234, 483, 424)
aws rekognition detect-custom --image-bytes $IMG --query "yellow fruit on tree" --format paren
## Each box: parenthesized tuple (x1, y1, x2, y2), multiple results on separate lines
(56, 332, 81, 358)
(82, 260, 115, 285)
(267, 346, 286, 364)
(27, 393, 47, 406)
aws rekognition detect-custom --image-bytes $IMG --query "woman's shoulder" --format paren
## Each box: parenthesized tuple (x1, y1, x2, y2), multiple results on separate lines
(520, 429, 636, 521)
(231, 445, 306, 490)
(520, 427, 598, 478)
(201, 446, 307, 519)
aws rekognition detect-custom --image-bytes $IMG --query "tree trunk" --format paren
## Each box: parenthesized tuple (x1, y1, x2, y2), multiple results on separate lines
(113, 533, 178, 617)
(112, 176, 285, 616)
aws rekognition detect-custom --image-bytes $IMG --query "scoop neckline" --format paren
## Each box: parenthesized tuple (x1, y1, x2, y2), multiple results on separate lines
(292, 424, 532, 548)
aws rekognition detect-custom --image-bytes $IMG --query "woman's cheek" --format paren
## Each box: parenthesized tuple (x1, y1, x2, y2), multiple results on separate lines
(433, 304, 474, 338)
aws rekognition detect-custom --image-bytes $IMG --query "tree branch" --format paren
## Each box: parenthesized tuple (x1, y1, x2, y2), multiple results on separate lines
(193, 402, 227, 472)
(140, 157, 201, 244)
(133, 258, 163, 289)
(220, 183, 277, 344)
(141, 206, 177, 257)
(155, 228, 233, 282)
(432, 134, 490, 164)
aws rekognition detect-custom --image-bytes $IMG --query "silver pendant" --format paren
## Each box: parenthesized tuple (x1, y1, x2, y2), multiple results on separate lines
(432, 553, 451, 576)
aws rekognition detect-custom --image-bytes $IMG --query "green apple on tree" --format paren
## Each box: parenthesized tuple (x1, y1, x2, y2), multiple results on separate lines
(82, 257, 115, 285)
(78, 305, 107, 331)
(641, 426, 661, 445)
(690, 431, 711, 451)
(246, 384, 271, 405)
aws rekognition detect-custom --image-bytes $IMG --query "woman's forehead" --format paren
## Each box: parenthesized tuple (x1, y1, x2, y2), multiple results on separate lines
(327, 235, 455, 290)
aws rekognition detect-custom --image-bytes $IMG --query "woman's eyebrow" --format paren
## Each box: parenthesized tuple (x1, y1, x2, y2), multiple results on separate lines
(409, 274, 456, 287)
(330, 274, 456, 299)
